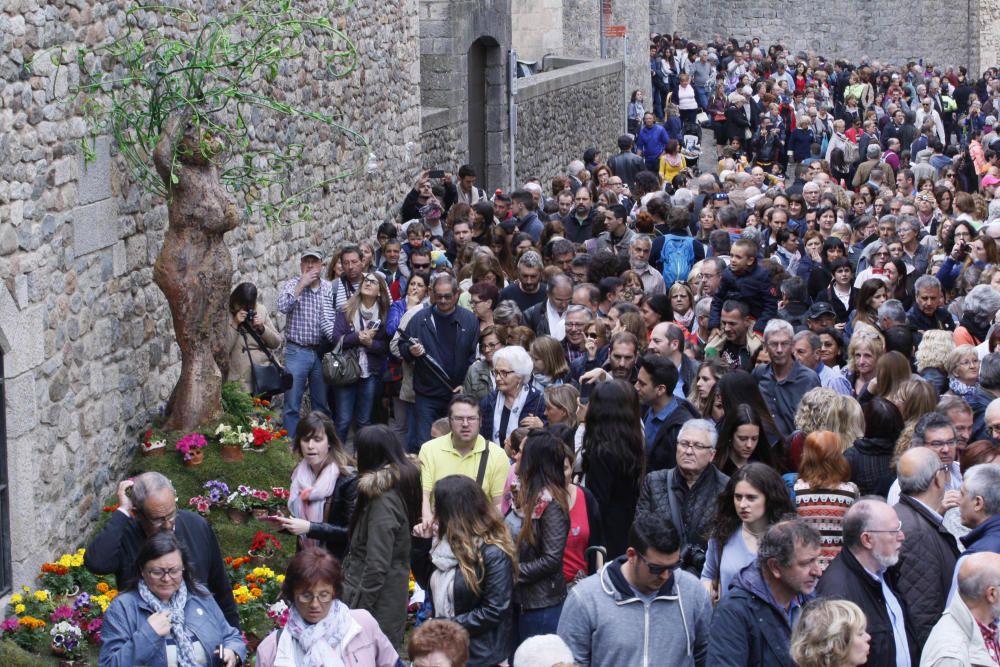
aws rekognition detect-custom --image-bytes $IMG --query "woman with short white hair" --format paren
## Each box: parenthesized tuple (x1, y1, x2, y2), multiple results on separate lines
(479, 345, 545, 443)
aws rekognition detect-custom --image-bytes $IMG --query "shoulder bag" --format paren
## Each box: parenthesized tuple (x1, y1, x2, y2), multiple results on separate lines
(323, 335, 362, 387)
(240, 325, 292, 399)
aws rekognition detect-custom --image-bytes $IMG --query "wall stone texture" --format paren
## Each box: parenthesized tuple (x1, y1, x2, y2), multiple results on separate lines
(0, 0, 421, 588)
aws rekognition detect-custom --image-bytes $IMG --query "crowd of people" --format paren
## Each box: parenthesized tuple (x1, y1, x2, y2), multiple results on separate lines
(81, 31, 1000, 667)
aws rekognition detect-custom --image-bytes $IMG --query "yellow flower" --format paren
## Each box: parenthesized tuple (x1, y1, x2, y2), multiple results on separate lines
(276, 574, 285, 584)
(57, 555, 73, 568)
(92, 595, 109, 613)
(33, 590, 48, 602)
(14, 604, 25, 614)
(9, 594, 22, 604)
(69, 555, 83, 567)
(21, 586, 29, 593)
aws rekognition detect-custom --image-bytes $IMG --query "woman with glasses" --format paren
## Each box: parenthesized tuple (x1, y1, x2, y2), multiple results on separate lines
(701, 463, 795, 604)
(100, 532, 245, 667)
(330, 271, 391, 444)
(945, 344, 982, 397)
(463, 326, 502, 402)
(479, 345, 545, 445)
(466, 281, 499, 332)
(256, 547, 398, 667)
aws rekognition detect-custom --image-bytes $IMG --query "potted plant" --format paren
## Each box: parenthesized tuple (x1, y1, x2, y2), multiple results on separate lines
(225, 486, 257, 524)
(215, 423, 250, 462)
(140, 429, 167, 457)
(50, 620, 85, 665)
(227, 556, 285, 651)
(249, 489, 273, 520)
(266, 487, 291, 517)
(247, 531, 282, 564)
(175, 432, 207, 466)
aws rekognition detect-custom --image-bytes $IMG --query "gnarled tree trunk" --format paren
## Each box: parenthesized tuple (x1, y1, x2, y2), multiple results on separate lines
(152, 114, 239, 431)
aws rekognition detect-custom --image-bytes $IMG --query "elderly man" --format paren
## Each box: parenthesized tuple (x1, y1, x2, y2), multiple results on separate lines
(896, 216, 931, 275)
(816, 499, 915, 667)
(708, 521, 823, 667)
(792, 330, 852, 395)
(84, 472, 239, 627)
(523, 274, 573, 341)
(753, 319, 821, 438)
(634, 353, 700, 472)
(890, 448, 962, 655)
(636, 418, 728, 575)
(888, 412, 963, 507)
(921, 552, 1000, 666)
(959, 463, 1000, 555)
(908, 276, 956, 333)
(629, 234, 666, 296)
(562, 304, 593, 370)
(698, 256, 726, 297)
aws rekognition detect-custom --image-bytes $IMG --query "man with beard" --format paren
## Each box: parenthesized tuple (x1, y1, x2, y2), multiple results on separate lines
(579, 332, 640, 385)
(628, 235, 665, 296)
(921, 552, 1000, 666)
(562, 186, 599, 243)
(816, 500, 915, 667)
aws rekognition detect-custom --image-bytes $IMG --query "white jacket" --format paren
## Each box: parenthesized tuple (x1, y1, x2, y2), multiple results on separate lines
(919, 592, 999, 666)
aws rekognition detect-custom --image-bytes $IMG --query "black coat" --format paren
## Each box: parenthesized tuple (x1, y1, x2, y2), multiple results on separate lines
(844, 437, 897, 497)
(522, 300, 551, 337)
(399, 306, 480, 398)
(412, 539, 514, 667)
(889, 494, 960, 656)
(636, 465, 729, 560)
(305, 472, 358, 562)
(584, 446, 640, 560)
(723, 105, 752, 144)
(816, 547, 916, 667)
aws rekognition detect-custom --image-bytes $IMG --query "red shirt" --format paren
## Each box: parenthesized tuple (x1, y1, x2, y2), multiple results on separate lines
(562, 485, 591, 583)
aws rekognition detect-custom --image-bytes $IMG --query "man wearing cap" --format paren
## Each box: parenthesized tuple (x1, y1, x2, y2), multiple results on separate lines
(277, 248, 333, 437)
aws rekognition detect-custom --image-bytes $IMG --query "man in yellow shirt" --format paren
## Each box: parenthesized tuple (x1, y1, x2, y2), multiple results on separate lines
(416, 395, 510, 533)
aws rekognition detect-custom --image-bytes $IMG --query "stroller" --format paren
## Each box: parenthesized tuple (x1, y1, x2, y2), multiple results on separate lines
(680, 120, 702, 176)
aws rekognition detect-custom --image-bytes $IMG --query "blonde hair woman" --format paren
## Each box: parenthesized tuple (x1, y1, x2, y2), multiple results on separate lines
(945, 344, 980, 398)
(845, 328, 884, 398)
(790, 599, 870, 667)
(790, 387, 838, 469)
(543, 384, 580, 429)
(892, 379, 941, 462)
(529, 335, 571, 388)
(827, 395, 865, 453)
(915, 330, 956, 395)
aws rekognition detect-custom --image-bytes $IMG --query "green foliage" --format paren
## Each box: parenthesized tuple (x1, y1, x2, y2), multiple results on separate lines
(221, 381, 256, 425)
(72, 1, 368, 225)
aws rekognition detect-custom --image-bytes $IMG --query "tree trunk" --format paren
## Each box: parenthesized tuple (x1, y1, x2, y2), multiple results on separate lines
(152, 115, 239, 432)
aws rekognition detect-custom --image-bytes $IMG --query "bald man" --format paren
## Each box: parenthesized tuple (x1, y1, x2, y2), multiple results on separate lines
(891, 448, 962, 654)
(921, 552, 1000, 666)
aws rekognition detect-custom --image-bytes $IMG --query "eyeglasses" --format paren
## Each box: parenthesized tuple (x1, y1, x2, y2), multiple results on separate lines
(433, 292, 455, 300)
(449, 415, 480, 424)
(565, 322, 586, 329)
(362, 276, 380, 286)
(926, 438, 957, 450)
(636, 552, 681, 575)
(145, 567, 184, 580)
(677, 440, 714, 451)
(865, 521, 903, 535)
(987, 423, 1000, 436)
(585, 332, 600, 340)
(142, 508, 178, 528)
(295, 591, 335, 604)
(493, 369, 515, 379)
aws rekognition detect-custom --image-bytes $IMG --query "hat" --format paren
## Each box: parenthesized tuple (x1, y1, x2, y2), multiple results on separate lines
(807, 302, 836, 320)
(301, 248, 324, 262)
(983, 174, 1000, 188)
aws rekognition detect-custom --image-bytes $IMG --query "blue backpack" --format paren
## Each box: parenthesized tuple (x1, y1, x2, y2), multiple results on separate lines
(659, 234, 695, 286)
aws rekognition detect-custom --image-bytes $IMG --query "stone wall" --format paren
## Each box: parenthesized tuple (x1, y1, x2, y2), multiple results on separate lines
(0, 0, 421, 588)
(514, 60, 623, 184)
(511, 0, 563, 64)
(417, 106, 468, 207)
(978, 0, 1000, 76)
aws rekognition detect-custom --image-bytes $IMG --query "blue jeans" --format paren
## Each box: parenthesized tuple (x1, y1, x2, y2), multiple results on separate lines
(515, 602, 564, 647)
(334, 374, 380, 444)
(694, 87, 709, 112)
(408, 394, 451, 453)
(283, 343, 330, 439)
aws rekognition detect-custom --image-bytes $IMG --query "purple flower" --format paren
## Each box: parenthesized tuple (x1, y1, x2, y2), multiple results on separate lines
(74, 592, 91, 609)
(238, 485, 251, 495)
(1, 618, 18, 632)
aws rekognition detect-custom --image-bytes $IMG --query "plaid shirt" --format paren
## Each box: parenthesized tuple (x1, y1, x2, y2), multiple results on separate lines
(977, 619, 1000, 665)
(276, 278, 332, 346)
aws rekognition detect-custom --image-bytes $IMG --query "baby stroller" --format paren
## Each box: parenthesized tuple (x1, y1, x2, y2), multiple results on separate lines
(681, 120, 702, 176)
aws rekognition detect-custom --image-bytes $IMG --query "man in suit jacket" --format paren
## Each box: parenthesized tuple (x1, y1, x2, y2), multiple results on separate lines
(523, 274, 573, 341)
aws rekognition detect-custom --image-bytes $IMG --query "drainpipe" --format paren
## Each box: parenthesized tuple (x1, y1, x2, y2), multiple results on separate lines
(508, 48, 518, 191)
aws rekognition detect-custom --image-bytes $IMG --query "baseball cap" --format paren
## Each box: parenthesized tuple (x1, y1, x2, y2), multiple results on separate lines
(301, 248, 324, 262)
(807, 302, 836, 319)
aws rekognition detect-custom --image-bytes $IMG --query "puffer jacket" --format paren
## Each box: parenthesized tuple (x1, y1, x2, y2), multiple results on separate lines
(890, 494, 960, 656)
(636, 465, 729, 555)
(514, 498, 570, 611)
(844, 437, 896, 497)
(462, 359, 494, 402)
(412, 539, 514, 667)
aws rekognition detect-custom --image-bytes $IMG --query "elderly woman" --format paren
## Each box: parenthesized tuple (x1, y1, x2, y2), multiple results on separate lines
(790, 599, 870, 667)
(480, 345, 545, 443)
(407, 620, 470, 667)
(99, 532, 245, 667)
(224, 282, 283, 395)
(945, 344, 981, 398)
(954, 284, 1000, 346)
(915, 330, 955, 395)
(256, 548, 398, 666)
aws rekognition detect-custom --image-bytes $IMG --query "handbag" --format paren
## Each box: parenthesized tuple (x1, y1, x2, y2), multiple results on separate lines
(239, 326, 292, 399)
(323, 336, 362, 387)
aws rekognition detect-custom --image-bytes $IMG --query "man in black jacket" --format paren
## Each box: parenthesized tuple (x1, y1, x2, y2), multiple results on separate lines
(890, 447, 961, 657)
(607, 134, 646, 189)
(634, 353, 699, 472)
(816, 499, 916, 667)
(84, 472, 239, 628)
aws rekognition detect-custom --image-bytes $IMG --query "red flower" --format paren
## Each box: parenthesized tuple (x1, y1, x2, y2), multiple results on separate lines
(252, 427, 273, 447)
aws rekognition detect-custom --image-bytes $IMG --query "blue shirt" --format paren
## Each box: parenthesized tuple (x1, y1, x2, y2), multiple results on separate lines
(643, 399, 679, 454)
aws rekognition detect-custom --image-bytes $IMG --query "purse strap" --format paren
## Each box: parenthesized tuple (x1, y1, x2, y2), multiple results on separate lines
(239, 321, 284, 369)
(475, 442, 490, 488)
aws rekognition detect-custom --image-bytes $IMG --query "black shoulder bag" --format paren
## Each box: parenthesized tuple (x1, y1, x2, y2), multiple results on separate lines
(239, 324, 293, 399)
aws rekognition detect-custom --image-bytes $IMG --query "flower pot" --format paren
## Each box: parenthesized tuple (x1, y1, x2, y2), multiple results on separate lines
(245, 632, 262, 653)
(248, 548, 276, 567)
(247, 444, 268, 454)
(252, 508, 269, 520)
(226, 508, 251, 524)
(183, 449, 205, 467)
(59, 660, 87, 667)
(143, 447, 165, 457)
(220, 443, 244, 463)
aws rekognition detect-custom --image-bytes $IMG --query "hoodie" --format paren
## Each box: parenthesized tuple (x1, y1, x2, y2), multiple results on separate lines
(557, 557, 711, 667)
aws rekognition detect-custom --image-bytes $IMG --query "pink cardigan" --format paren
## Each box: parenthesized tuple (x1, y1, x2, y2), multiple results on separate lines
(255, 608, 398, 667)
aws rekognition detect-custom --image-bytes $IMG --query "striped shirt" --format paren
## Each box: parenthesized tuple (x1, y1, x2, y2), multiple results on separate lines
(794, 479, 859, 569)
(276, 278, 333, 346)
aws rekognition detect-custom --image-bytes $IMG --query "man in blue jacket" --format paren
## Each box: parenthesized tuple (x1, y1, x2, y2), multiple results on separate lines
(707, 520, 822, 667)
(400, 273, 479, 451)
(635, 111, 670, 172)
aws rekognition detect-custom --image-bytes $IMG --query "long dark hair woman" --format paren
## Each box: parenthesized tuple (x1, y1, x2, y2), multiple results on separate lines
(341, 425, 421, 649)
(507, 430, 571, 645)
(807, 236, 847, 300)
(581, 379, 645, 559)
(274, 411, 357, 560)
(701, 462, 795, 604)
(716, 370, 787, 456)
(100, 532, 245, 667)
(714, 403, 781, 475)
(412, 475, 518, 666)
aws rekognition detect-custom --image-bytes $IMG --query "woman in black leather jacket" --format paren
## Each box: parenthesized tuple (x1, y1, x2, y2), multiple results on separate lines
(274, 411, 358, 561)
(507, 431, 570, 647)
(412, 475, 517, 667)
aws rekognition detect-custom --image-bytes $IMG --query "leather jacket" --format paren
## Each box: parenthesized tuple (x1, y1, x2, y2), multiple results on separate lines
(515, 500, 570, 611)
(305, 472, 358, 561)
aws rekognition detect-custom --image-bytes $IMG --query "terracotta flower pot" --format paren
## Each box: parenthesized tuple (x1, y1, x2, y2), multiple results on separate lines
(220, 443, 244, 463)
(226, 508, 251, 524)
(245, 632, 262, 653)
(143, 446, 165, 457)
(183, 449, 205, 466)
(252, 508, 269, 520)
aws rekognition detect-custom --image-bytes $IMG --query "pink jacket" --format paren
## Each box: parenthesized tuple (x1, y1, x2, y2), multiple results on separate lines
(255, 608, 398, 667)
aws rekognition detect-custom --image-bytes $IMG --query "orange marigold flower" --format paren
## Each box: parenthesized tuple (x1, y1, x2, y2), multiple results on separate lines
(225, 556, 233, 565)
(250, 587, 262, 597)
(96, 582, 109, 593)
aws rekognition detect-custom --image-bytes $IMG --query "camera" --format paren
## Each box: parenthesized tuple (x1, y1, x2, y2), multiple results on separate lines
(680, 544, 707, 576)
(246, 308, 257, 323)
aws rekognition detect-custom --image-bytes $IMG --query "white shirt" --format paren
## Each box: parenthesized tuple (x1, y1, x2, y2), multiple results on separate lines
(546, 300, 566, 341)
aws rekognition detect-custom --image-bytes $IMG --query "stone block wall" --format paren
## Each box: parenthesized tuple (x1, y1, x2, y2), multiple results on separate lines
(0, 0, 421, 588)
(514, 60, 623, 184)
(419, 107, 469, 200)
(511, 0, 564, 63)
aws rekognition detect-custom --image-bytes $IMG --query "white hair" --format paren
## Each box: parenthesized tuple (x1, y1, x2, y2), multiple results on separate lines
(492, 345, 534, 382)
(512, 635, 575, 667)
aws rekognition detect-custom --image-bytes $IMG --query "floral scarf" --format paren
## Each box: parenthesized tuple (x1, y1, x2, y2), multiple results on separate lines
(137, 580, 197, 667)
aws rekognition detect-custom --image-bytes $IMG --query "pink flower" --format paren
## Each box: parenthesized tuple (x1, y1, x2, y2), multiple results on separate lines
(1, 617, 19, 633)
(51, 606, 75, 622)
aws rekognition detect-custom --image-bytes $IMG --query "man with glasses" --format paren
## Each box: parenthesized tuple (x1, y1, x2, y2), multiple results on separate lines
(636, 418, 728, 575)
(416, 395, 510, 534)
(407, 245, 433, 275)
(558, 512, 712, 667)
(890, 447, 961, 653)
(400, 274, 480, 450)
(561, 304, 592, 371)
(84, 472, 239, 628)
(888, 412, 964, 507)
(816, 500, 915, 667)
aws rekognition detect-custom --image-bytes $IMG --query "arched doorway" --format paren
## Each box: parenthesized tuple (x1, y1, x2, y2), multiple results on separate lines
(467, 37, 504, 190)
(467, 39, 488, 186)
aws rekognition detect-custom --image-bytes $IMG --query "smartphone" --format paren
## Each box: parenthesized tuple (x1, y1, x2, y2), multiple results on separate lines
(428, 169, 445, 179)
(367, 319, 382, 330)
(215, 644, 225, 667)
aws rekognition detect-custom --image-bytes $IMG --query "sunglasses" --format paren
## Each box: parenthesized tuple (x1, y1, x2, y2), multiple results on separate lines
(411, 262, 431, 270)
(637, 552, 681, 575)
(585, 332, 600, 340)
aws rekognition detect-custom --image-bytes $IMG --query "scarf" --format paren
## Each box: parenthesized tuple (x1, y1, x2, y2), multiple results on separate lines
(288, 460, 340, 549)
(429, 538, 459, 619)
(674, 309, 695, 331)
(493, 383, 531, 443)
(353, 301, 379, 377)
(137, 580, 197, 667)
(280, 600, 356, 667)
(949, 376, 977, 396)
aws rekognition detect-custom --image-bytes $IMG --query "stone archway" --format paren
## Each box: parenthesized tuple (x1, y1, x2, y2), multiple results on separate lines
(467, 36, 506, 190)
